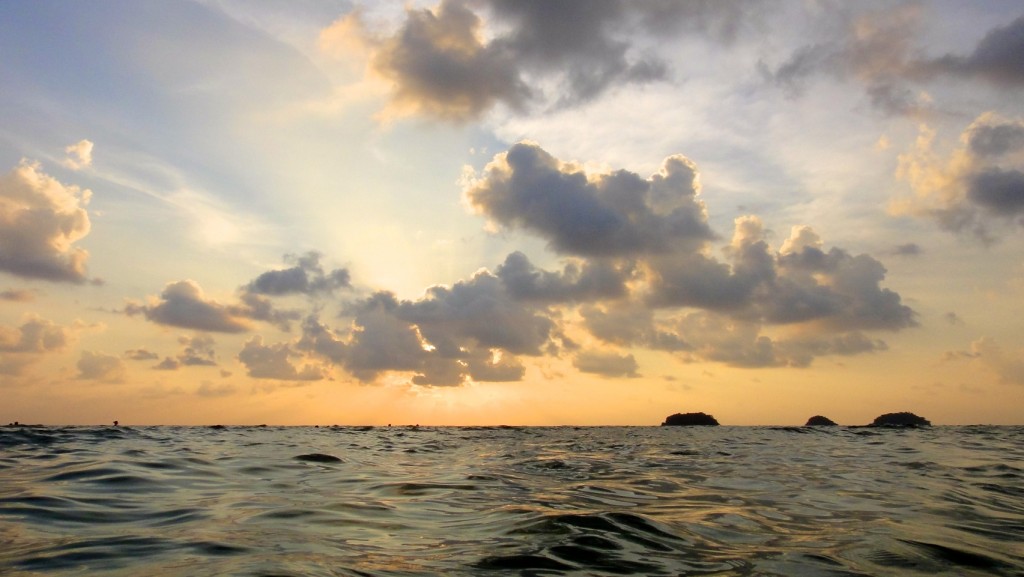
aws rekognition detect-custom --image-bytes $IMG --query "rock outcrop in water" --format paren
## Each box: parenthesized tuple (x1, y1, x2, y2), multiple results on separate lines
(661, 412, 719, 426)
(869, 412, 931, 427)
(804, 415, 837, 426)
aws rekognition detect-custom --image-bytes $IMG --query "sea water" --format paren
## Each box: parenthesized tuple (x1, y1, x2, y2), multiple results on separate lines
(1, 425, 1022, 576)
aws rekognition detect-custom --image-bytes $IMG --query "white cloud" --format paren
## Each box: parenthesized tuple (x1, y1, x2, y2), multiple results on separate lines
(62, 140, 94, 170)
(0, 160, 93, 283)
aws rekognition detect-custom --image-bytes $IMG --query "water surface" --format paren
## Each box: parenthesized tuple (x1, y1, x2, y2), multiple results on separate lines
(1, 425, 1022, 576)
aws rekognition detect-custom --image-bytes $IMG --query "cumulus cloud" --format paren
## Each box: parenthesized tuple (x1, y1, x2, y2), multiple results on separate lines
(894, 114, 1024, 241)
(77, 350, 126, 383)
(464, 142, 713, 256)
(323, 0, 766, 121)
(494, 251, 629, 303)
(243, 252, 350, 297)
(237, 336, 325, 381)
(125, 280, 253, 333)
(62, 140, 94, 170)
(645, 219, 916, 332)
(327, 1, 528, 122)
(0, 315, 79, 376)
(573, 349, 639, 378)
(287, 268, 556, 386)
(0, 160, 92, 283)
(176, 334, 218, 366)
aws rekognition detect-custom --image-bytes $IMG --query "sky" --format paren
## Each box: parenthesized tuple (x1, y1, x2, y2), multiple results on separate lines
(1, 0, 1022, 426)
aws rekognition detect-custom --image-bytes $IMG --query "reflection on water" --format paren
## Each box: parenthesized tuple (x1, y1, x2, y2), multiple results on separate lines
(1, 425, 1022, 576)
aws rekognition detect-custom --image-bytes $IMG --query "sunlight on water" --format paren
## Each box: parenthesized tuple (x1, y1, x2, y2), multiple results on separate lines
(1, 425, 1022, 576)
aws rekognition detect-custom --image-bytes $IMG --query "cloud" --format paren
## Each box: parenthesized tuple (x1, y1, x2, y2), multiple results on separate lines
(154, 357, 180, 371)
(176, 334, 218, 366)
(237, 335, 325, 381)
(340, 271, 553, 385)
(124, 348, 159, 361)
(645, 219, 916, 331)
(464, 142, 713, 256)
(495, 251, 629, 303)
(243, 252, 350, 297)
(1, 288, 36, 302)
(288, 268, 556, 386)
(0, 315, 76, 355)
(125, 280, 253, 333)
(0, 160, 93, 283)
(140, 336, 220, 373)
(196, 381, 237, 398)
(327, 1, 528, 122)
(573, 349, 639, 378)
(943, 312, 964, 326)
(324, 0, 767, 121)
(764, 9, 1024, 115)
(77, 350, 126, 383)
(0, 315, 83, 387)
(762, 6, 925, 109)
(889, 243, 923, 257)
(923, 15, 1024, 87)
(62, 140, 94, 170)
(894, 114, 1024, 241)
(965, 116, 1024, 157)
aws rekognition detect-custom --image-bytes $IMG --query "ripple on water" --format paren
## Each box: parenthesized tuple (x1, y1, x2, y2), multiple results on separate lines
(0, 425, 1021, 576)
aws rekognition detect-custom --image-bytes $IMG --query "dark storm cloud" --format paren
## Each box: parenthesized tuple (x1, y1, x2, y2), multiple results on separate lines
(244, 252, 351, 297)
(465, 143, 713, 257)
(0, 161, 93, 283)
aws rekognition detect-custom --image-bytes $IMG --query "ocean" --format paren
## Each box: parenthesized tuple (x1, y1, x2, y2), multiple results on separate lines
(1, 425, 1022, 576)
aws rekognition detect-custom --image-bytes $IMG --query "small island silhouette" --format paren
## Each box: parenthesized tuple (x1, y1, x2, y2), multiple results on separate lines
(658, 411, 932, 427)
(868, 412, 931, 427)
(661, 412, 720, 426)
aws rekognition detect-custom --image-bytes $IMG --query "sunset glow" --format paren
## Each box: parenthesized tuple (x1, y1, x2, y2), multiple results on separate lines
(1, 1, 1022, 425)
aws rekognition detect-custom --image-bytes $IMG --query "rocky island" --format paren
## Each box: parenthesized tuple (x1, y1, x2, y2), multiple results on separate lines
(661, 412, 720, 426)
(804, 415, 838, 426)
(869, 412, 931, 427)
